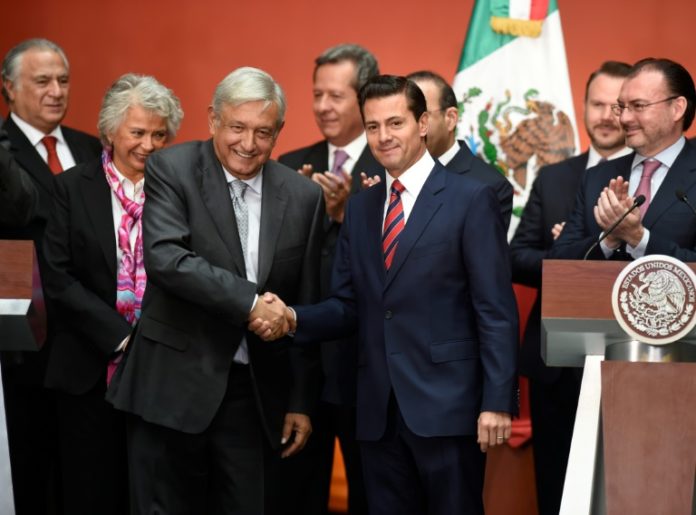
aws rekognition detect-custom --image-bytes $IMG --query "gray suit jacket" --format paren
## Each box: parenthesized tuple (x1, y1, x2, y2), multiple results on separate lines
(107, 140, 324, 447)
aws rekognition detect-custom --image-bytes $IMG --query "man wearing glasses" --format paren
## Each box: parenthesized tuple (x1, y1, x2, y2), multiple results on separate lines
(551, 58, 696, 262)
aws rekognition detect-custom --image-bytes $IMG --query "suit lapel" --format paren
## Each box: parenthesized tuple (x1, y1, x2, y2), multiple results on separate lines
(80, 162, 118, 277)
(3, 116, 54, 193)
(385, 164, 445, 290)
(197, 140, 247, 277)
(363, 183, 388, 285)
(257, 162, 288, 289)
(643, 142, 696, 227)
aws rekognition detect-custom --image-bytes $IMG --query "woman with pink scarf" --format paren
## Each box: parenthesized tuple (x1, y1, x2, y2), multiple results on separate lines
(42, 73, 183, 515)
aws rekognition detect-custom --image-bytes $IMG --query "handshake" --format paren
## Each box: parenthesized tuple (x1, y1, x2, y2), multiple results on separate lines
(248, 292, 296, 341)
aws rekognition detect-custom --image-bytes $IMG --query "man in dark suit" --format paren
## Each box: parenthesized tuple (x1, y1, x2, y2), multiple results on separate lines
(0, 129, 37, 226)
(551, 58, 696, 263)
(407, 70, 513, 229)
(0, 38, 101, 515)
(510, 60, 631, 515)
(106, 67, 324, 514)
(277, 43, 382, 515)
(255, 75, 518, 515)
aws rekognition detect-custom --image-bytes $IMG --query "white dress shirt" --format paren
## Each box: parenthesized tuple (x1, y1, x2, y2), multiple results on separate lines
(224, 167, 264, 364)
(328, 132, 368, 175)
(382, 151, 435, 227)
(11, 112, 77, 170)
(586, 144, 632, 170)
(437, 140, 461, 167)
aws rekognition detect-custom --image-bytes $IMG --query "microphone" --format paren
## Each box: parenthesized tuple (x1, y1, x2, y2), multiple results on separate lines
(675, 189, 696, 217)
(582, 194, 646, 260)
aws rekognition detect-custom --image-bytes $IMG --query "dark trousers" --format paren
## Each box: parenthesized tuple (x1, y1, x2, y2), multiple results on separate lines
(265, 401, 367, 515)
(359, 398, 485, 515)
(54, 380, 128, 515)
(529, 368, 582, 515)
(1, 350, 60, 515)
(126, 364, 264, 515)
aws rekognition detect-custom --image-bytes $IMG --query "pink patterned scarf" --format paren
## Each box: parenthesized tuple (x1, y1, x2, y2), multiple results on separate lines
(101, 149, 146, 383)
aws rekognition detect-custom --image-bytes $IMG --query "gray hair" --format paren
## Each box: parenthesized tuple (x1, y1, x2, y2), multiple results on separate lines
(97, 73, 184, 146)
(1, 38, 69, 104)
(314, 44, 379, 93)
(211, 67, 286, 130)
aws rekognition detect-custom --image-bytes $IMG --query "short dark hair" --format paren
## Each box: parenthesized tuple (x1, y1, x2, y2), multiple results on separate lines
(406, 70, 457, 111)
(629, 58, 696, 131)
(358, 75, 427, 123)
(584, 60, 631, 101)
(314, 44, 379, 93)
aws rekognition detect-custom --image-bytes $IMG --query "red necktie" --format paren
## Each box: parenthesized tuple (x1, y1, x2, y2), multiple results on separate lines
(41, 136, 63, 174)
(382, 180, 405, 270)
(635, 159, 661, 219)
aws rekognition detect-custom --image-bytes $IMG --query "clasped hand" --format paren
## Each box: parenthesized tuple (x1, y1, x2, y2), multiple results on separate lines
(593, 176, 644, 248)
(248, 292, 295, 341)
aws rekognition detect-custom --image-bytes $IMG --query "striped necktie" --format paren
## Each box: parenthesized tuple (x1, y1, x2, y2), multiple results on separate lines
(382, 180, 405, 270)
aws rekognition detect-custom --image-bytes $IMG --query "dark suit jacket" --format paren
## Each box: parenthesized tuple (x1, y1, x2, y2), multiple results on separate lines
(551, 141, 696, 262)
(510, 153, 588, 382)
(294, 161, 518, 441)
(445, 141, 514, 229)
(41, 159, 133, 394)
(0, 129, 38, 227)
(107, 140, 324, 448)
(279, 140, 384, 405)
(0, 115, 101, 250)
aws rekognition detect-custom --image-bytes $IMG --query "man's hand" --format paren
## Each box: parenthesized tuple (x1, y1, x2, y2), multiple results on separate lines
(248, 292, 289, 340)
(312, 170, 351, 223)
(360, 172, 382, 189)
(477, 411, 512, 452)
(280, 412, 312, 458)
(551, 221, 565, 240)
(248, 293, 295, 341)
(593, 177, 644, 248)
(297, 164, 314, 179)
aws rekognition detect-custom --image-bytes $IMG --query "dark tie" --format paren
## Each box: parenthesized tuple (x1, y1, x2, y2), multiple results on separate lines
(41, 136, 63, 174)
(382, 180, 405, 270)
(330, 149, 349, 176)
(635, 159, 661, 218)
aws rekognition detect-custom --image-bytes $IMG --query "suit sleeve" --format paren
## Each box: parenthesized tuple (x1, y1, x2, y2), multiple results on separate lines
(549, 171, 607, 260)
(510, 171, 547, 287)
(495, 174, 514, 231)
(0, 144, 38, 227)
(293, 198, 359, 344)
(286, 186, 325, 413)
(142, 152, 257, 324)
(462, 185, 519, 414)
(41, 174, 132, 356)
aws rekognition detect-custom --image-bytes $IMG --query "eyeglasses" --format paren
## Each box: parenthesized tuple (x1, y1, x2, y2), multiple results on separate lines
(610, 96, 680, 116)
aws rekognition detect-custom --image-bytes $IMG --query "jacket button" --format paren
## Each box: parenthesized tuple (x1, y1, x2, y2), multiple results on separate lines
(385, 310, 392, 319)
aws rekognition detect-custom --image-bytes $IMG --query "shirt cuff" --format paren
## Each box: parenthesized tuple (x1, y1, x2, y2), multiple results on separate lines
(626, 228, 650, 258)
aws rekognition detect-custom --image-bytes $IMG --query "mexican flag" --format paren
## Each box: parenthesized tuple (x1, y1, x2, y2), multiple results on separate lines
(453, 0, 579, 238)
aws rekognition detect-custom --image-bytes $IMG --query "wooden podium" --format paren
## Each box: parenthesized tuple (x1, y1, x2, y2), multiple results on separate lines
(0, 240, 45, 515)
(542, 260, 696, 515)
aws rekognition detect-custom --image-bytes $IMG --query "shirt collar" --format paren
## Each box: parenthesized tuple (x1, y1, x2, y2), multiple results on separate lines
(384, 150, 435, 197)
(110, 160, 144, 189)
(223, 166, 264, 195)
(328, 132, 367, 164)
(10, 112, 66, 147)
(586, 145, 633, 169)
(437, 140, 461, 166)
(630, 136, 686, 170)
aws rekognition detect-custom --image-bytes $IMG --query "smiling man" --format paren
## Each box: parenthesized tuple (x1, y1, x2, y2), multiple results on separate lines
(106, 67, 324, 515)
(551, 58, 696, 263)
(279, 75, 519, 515)
(0, 38, 101, 515)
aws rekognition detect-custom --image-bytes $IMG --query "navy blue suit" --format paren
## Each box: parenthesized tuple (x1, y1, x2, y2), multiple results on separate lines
(551, 141, 696, 261)
(294, 159, 518, 514)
